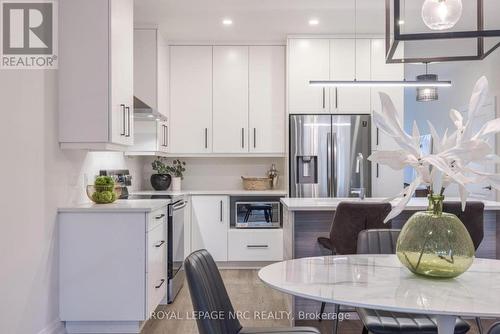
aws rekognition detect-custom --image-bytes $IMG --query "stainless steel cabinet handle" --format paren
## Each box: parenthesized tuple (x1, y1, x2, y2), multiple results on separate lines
(120, 104, 126, 136)
(241, 128, 245, 148)
(335, 88, 338, 109)
(253, 128, 256, 148)
(155, 214, 165, 220)
(376, 163, 380, 178)
(204, 128, 208, 149)
(322, 87, 325, 109)
(165, 125, 168, 147)
(155, 240, 165, 248)
(220, 200, 223, 222)
(247, 245, 269, 249)
(376, 127, 379, 146)
(125, 106, 131, 137)
(155, 279, 165, 289)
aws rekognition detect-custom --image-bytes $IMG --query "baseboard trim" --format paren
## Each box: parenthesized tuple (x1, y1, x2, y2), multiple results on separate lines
(37, 320, 66, 334)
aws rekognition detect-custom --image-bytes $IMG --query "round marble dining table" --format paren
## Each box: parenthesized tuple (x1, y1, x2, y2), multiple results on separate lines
(258, 255, 500, 334)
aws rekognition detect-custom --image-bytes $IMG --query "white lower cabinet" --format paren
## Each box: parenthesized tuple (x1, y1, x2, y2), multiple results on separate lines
(228, 229, 283, 262)
(59, 206, 168, 334)
(191, 196, 229, 261)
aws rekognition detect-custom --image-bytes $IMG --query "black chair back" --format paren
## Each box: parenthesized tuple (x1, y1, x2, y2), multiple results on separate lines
(357, 229, 401, 254)
(330, 202, 392, 254)
(184, 249, 242, 334)
(443, 202, 484, 250)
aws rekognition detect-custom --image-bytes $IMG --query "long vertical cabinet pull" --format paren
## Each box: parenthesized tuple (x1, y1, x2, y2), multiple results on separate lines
(204, 128, 208, 149)
(376, 163, 380, 178)
(219, 200, 223, 222)
(335, 88, 338, 109)
(241, 128, 245, 149)
(376, 127, 379, 147)
(322, 87, 326, 109)
(120, 104, 126, 136)
(253, 128, 256, 148)
(125, 106, 131, 137)
(165, 125, 168, 147)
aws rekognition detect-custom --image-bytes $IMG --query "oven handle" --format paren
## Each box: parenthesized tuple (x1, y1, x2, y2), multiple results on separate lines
(246, 245, 269, 249)
(172, 200, 187, 211)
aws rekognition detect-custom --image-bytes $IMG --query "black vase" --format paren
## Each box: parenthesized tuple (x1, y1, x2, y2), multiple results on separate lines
(150, 174, 172, 191)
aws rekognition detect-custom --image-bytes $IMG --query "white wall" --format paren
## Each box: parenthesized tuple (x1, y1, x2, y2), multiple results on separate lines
(141, 157, 286, 191)
(0, 70, 143, 334)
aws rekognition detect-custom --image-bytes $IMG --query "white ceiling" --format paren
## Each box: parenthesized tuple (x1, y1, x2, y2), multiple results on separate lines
(134, 0, 500, 43)
(134, 0, 386, 42)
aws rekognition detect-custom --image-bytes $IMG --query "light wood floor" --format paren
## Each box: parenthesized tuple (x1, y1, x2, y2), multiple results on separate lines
(142, 269, 497, 334)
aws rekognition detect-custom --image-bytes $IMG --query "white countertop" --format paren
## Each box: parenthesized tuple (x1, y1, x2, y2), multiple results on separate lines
(58, 199, 170, 213)
(131, 189, 287, 196)
(280, 197, 500, 211)
(259, 255, 500, 318)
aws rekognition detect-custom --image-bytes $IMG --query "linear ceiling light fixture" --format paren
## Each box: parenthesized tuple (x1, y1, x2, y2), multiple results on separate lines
(309, 0, 452, 88)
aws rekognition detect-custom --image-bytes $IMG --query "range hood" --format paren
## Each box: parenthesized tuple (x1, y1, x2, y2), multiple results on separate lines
(133, 96, 166, 121)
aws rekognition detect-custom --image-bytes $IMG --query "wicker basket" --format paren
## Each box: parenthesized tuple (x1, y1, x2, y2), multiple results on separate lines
(241, 176, 272, 190)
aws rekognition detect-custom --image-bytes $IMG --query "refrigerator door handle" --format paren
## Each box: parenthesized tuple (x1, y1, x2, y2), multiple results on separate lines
(332, 132, 337, 197)
(327, 132, 332, 197)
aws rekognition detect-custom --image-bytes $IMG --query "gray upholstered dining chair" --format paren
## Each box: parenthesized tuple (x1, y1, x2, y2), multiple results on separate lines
(317, 202, 392, 331)
(184, 249, 320, 334)
(356, 229, 471, 334)
(488, 323, 500, 334)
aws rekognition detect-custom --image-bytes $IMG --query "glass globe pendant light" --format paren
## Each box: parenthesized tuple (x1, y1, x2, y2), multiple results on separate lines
(421, 0, 463, 30)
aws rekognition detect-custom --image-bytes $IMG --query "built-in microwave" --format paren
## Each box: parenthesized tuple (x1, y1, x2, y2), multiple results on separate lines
(234, 201, 281, 228)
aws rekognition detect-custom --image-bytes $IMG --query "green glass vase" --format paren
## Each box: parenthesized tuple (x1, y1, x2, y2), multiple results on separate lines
(396, 195, 475, 278)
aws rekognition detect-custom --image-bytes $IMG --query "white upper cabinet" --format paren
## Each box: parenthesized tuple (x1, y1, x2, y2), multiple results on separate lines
(134, 28, 169, 119)
(213, 46, 249, 153)
(249, 46, 285, 154)
(170, 46, 213, 154)
(288, 39, 330, 113)
(330, 39, 371, 113)
(59, 0, 134, 149)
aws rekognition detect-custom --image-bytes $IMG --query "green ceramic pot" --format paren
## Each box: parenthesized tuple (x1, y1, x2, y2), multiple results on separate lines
(396, 194, 475, 278)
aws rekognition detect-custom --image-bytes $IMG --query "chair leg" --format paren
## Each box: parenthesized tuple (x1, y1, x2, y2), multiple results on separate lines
(475, 317, 484, 334)
(318, 302, 326, 322)
(332, 304, 340, 334)
(361, 326, 368, 334)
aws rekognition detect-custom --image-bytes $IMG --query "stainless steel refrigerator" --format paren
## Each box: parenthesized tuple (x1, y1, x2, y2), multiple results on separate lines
(290, 114, 371, 198)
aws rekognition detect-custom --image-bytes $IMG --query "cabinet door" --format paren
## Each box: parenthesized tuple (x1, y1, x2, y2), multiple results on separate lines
(191, 196, 228, 261)
(157, 40, 169, 119)
(170, 46, 212, 154)
(330, 39, 371, 113)
(288, 39, 330, 113)
(371, 39, 404, 151)
(110, 0, 134, 145)
(249, 46, 285, 154)
(213, 46, 249, 153)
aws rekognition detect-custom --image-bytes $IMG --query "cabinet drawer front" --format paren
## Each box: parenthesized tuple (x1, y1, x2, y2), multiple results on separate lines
(149, 208, 167, 231)
(147, 223, 166, 316)
(228, 230, 283, 262)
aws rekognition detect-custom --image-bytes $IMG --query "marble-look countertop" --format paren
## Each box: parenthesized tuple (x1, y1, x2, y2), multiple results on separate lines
(131, 189, 287, 196)
(281, 197, 500, 211)
(58, 199, 170, 213)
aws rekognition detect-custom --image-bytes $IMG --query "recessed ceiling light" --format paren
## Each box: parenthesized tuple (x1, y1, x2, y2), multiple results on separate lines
(309, 19, 319, 26)
(222, 18, 233, 26)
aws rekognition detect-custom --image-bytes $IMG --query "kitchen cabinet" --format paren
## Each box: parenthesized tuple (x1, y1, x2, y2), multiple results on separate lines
(170, 46, 213, 154)
(370, 38, 405, 197)
(288, 39, 330, 113)
(228, 229, 283, 261)
(213, 46, 249, 153)
(126, 120, 168, 155)
(330, 39, 371, 113)
(249, 46, 286, 154)
(191, 196, 229, 261)
(59, 0, 134, 150)
(59, 206, 168, 334)
(134, 28, 169, 119)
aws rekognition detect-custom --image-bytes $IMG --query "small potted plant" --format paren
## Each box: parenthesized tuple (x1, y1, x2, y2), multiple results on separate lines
(165, 159, 186, 191)
(150, 157, 172, 191)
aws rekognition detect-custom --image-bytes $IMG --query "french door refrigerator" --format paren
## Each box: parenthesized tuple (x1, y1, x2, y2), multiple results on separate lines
(289, 114, 371, 198)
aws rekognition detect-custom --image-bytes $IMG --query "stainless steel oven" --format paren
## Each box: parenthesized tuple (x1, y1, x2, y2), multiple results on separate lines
(234, 200, 281, 228)
(168, 197, 186, 303)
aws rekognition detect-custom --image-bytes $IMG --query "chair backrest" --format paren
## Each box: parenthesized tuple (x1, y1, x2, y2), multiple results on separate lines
(330, 202, 392, 254)
(357, 229, 401, 254)
(443, 202, 485, 250)
(184, 249, 242, 334)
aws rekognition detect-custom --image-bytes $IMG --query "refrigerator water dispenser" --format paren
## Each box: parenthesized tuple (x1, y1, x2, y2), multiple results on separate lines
(296, 156, 318, 184)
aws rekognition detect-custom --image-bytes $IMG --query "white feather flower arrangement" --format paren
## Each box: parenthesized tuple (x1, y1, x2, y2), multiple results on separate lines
(369, 76, 500, 222)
